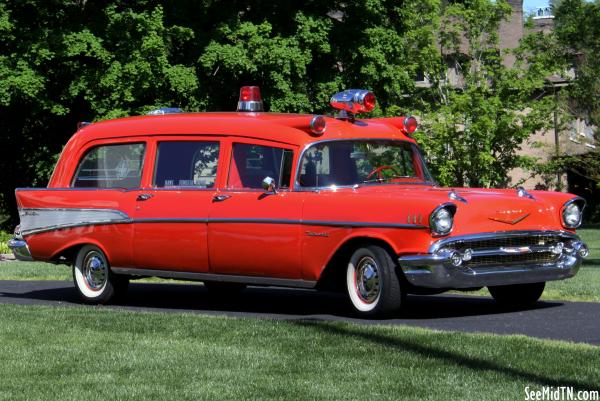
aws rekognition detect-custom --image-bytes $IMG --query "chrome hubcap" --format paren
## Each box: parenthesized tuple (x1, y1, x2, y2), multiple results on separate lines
(355, 256, 380, 303)
(83, 251, 107, 290)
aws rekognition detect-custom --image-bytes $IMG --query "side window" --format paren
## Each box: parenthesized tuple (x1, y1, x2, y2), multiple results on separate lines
(154, 141, 220, 188)
(227, 143, 293, 189)
(72, 143, 145, 188)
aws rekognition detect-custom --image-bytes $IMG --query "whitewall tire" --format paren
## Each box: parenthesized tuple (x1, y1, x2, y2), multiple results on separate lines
(346, 245, 404, 317)
(73, 245, 128, 304)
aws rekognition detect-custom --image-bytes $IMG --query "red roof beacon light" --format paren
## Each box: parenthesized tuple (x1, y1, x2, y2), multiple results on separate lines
(403, 116, 418, 135)
(309, 115, 327, 135)
(330, 89, 377, 116)
(237, 86, 264, 112)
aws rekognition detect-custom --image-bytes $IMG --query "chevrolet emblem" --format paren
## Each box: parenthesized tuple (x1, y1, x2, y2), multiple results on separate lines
(489, 210, 530, 225)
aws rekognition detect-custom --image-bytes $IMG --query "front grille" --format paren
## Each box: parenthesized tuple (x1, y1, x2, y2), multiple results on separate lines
(451, 234, 559, 252)
(438, 233, 565, 269)
(463, 251, 557, 268)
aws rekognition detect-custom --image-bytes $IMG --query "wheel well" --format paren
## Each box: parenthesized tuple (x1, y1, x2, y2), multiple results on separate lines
(316, 237, 399, 291)
(51, 244, 85, 265)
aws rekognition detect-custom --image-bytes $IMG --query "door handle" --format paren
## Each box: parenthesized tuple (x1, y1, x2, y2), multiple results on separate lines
(136, 193, 154, 201)
(212, 194, 231, 203)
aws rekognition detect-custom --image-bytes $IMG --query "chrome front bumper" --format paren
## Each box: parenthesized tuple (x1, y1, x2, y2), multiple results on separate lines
(7, 238, 33, 261)
(398, 231, 589, 289)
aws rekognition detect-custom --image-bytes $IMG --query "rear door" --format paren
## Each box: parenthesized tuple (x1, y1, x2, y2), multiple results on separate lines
(132, 138, 222, 272)
(208, 139, 303, 279)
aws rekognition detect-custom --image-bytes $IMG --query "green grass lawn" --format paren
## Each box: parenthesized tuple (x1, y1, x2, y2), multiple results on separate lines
(1, 228, 599, 301)
(0, 303, 597, 401)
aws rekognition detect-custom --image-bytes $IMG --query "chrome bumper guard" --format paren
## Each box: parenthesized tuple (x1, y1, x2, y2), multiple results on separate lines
(7, 238, 33, 261)
(398, 231, 589, 289)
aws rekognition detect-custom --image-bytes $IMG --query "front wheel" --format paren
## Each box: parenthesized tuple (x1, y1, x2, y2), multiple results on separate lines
(73, 245, 129, 304)
(346, 245, 404, 317)
(488, 282, 545, 307)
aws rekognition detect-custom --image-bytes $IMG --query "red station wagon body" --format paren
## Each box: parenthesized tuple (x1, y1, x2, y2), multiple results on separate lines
(8, 89, 590, 316)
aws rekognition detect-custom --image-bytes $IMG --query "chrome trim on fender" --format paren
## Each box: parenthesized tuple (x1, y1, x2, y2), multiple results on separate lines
(18, 208, 131, 236)
(111, 267, 317, 289)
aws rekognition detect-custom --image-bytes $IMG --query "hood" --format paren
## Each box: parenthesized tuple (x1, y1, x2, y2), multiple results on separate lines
(308, 184, 576, 235)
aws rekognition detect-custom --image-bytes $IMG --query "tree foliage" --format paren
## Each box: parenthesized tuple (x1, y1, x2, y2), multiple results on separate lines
(0, 0, 571, 226)
(414, 0, 560, 188)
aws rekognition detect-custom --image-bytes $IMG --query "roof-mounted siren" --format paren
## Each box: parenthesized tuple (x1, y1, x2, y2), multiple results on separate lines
(237, 86, 264, 112)
(330, 89, 376, 120)
(147, 107, 184, 115)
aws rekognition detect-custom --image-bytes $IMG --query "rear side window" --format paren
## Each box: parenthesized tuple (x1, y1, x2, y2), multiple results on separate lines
(72, 143, 145, 188)
(154, 141, 220, 188)
(227, 143, 293, 189)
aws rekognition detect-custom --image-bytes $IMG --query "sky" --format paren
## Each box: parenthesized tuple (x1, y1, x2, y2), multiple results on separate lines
(523, 0, 550, 13)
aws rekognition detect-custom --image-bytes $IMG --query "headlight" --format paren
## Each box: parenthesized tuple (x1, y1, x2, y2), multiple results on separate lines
(561, 199, 584, 228)
(430, 204, 456, 236)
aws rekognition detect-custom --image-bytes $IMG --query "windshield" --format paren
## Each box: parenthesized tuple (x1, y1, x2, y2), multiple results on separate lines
(297, 140, 433, 188)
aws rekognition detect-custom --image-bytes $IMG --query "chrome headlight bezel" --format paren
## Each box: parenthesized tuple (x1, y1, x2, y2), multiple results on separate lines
(561, 198, 585, 229)
(429, 203, 457, 237)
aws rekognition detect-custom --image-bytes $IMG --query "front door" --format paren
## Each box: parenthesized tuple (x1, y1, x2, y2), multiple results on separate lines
(133, 139, 221, 272)
(208, 141, 303, 279)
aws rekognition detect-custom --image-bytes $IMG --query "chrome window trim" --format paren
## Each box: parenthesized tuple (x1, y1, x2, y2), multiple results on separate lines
(70, 142, 147, 189)
(293, 138, 436, 190)
(152, 140, 221, 189)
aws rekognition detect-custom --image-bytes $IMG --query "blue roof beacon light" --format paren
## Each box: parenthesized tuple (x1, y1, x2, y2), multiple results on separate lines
(147, 107, 184, 116)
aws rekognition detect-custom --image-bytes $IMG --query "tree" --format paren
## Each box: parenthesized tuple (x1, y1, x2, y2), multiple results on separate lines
(413, 0, 560, 188)
(0, 0, 563, 226)
(552, 0, 600, 221)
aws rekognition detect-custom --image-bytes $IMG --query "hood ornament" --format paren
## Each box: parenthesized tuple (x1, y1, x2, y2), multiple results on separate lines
(516, 186, 536, 200)
(448, 190, 467, 203)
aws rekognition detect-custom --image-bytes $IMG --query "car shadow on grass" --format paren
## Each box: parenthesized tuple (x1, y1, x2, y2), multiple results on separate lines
(292, 320, 599, 391)
(0, 280, 562, 321)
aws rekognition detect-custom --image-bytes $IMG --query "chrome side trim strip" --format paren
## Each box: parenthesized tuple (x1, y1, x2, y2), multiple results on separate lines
(135, 217, 426, 229)
(111, 267, 317, 289)
(18, 207, 428, 236)
(19, 208, 131, 236)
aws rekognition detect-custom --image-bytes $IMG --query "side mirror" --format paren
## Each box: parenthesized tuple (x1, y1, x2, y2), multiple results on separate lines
(262, 176, 277, 194)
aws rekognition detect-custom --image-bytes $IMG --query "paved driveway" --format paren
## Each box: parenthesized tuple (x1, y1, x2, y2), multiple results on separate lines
(1, 280, 598, 345)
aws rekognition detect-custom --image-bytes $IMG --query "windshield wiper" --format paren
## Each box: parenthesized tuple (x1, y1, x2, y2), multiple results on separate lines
(362, 175, 412, 184)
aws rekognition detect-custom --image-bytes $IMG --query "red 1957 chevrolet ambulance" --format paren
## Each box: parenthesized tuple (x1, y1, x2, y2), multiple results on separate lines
(8, 87, 590, 316)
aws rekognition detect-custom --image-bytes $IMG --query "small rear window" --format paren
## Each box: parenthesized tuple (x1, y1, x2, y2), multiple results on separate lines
(72, 143, 145, 189)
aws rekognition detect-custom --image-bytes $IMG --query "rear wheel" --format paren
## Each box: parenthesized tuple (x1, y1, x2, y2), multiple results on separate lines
(488, 282, 545, 307)
(72, 245, 129, 304)
(346, 245, 404, 317)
